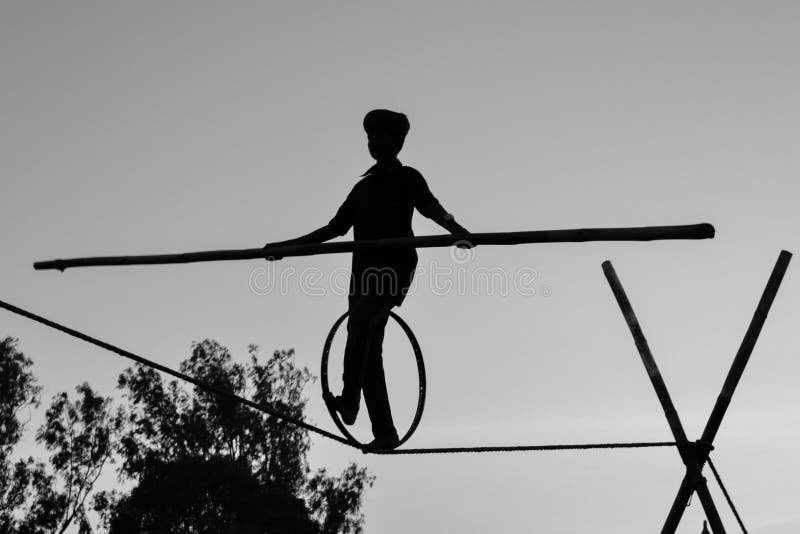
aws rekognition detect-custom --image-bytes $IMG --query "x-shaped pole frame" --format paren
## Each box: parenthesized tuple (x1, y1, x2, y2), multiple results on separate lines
(602, 250, 792, 534)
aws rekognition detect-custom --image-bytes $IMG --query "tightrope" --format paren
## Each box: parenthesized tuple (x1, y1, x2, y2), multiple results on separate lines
(1, 297, 676, 456)
(373, 442, 676, 455)
(0, 298, 350, 447)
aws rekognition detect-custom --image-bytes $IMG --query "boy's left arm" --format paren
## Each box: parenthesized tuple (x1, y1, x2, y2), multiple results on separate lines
(434, 212, 470, 235)
(432, 213, 473, 249)
(411, 170, 472, 239)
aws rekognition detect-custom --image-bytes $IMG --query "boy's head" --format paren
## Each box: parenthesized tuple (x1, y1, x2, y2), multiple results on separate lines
(363, 109, 410, 162)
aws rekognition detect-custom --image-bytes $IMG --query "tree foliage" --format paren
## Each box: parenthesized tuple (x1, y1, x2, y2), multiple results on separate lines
(307, 463, 374, 534)
(1, 337, 374, 533)
(0, 337, 42, 532)
(0, 337, 40, 459)
(106, 340, 374, 533)
(23, 383, 120, 533)
(106, 456, 318, 534)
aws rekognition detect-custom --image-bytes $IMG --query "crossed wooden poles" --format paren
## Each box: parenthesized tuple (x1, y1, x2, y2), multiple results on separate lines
(602, 250, 792, 534)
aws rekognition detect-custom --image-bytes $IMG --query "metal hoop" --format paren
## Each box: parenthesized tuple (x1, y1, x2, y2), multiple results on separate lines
(321, 310, 426, 449)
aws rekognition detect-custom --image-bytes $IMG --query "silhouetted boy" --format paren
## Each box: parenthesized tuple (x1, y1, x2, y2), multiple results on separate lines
(267, 109, 469, 450)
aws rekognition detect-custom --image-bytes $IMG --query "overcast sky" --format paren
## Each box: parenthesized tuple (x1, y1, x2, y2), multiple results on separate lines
(1, 2, 799, 533)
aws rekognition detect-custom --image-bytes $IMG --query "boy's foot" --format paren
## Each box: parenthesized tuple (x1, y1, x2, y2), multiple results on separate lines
(326, 394, 358, 425)
(365, 434, 400, 451)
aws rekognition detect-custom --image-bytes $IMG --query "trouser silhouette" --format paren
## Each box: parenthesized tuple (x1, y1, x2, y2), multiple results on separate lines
(341, 294, 398, 439)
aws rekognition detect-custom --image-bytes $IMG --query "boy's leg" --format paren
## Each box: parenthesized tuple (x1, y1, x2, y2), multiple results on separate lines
(362, 297, 398, 440)
(340, 295, 377, 412)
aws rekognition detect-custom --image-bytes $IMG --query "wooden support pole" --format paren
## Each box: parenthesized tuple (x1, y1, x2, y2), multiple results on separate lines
(602, 261, 690, 446)
(662, 457, 727, 534)
(664, 250, 791, 531)
(34, 223, 714, 271)
(602, 261, 726, 534)
(701, 250, 792, 445)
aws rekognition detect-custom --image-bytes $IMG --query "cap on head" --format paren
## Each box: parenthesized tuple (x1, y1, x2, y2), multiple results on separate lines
(363, 109, 410, 143)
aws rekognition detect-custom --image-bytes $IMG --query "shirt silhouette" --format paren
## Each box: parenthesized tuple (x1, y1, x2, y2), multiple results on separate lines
(328, 158, 451, 305)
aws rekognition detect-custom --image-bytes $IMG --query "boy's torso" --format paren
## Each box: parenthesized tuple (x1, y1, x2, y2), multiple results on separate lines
(348, 164, 419, 301)
(350, 166, 418, 242)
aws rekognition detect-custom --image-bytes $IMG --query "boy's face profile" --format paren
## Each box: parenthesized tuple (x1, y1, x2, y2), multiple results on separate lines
(367, 131, 403, 163)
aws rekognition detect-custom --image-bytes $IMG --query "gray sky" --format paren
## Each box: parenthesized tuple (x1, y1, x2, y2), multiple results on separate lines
(1, 2, 799, 533)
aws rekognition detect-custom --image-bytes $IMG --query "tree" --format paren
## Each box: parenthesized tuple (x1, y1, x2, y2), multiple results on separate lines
(1, 336, 120, 533)
(106, 456, 318, 534)
(0, 337, 41, 459)
(0, 336, 373, 532)
(307, 463, 374, 534)
(105, 340, 373, 533)
(20, 383, 120, 534)
(0, 337, 42, 532)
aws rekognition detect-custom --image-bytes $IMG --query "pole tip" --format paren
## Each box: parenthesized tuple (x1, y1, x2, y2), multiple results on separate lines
(33, 260, 64, 272)
(698, 223, 715, 239)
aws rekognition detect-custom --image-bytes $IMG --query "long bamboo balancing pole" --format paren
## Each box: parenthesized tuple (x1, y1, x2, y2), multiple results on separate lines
(34, 223, 714, 272)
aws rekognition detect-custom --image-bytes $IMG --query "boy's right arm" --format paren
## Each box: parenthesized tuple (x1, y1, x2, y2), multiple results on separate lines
(264, 224, 341, 260)
(265, 225, 340, 251)
(265, 187, 356, 260)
